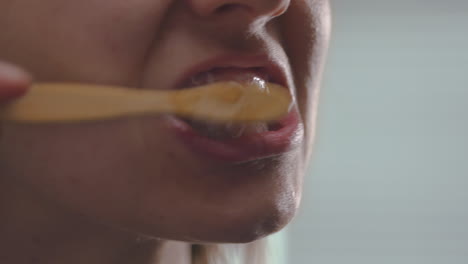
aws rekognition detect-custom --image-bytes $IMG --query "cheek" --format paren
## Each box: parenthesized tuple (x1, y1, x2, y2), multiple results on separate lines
(0, 119, 167, 213)
(0, 0, 171, 85)
(279, 1, 331, 153)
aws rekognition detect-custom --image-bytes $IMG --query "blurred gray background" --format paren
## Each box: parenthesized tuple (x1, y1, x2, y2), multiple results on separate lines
(287, 0, 468, 263)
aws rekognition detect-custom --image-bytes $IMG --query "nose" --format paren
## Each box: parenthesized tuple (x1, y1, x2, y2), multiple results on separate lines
(187, 0, 290, 19)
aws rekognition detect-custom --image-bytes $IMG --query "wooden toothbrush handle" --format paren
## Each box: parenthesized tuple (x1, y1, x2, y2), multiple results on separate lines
(0, 83, 172, 123)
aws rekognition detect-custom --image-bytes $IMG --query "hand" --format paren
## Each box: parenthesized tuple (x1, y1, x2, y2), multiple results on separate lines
(0, 61, 31, 102)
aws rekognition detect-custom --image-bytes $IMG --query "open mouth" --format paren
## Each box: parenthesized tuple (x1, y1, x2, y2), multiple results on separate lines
(166, 59, 302, 162)
(176, 67, 285, 140)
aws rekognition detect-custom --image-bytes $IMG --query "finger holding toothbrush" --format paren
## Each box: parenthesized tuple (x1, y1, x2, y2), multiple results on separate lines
(0, 61, 31, 101)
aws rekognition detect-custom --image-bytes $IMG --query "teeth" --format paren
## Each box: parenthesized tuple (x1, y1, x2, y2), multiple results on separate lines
(188, 70, 270, 87)
(229, 72, 269, 84)
(188, 120, 269, 140)
(242, 122, 268, 134)
(190, 72, 216, 86)
(185, 68, 272, 139)
(225, 123, 246, 138)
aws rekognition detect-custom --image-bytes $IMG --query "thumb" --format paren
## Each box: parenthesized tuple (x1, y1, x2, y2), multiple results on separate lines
(0, 61, 31, 100)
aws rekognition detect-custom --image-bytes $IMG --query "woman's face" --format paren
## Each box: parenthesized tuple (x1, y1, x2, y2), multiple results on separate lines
(0, 0, 330, 242)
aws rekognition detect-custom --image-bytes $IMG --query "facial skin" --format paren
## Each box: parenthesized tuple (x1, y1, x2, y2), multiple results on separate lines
(0, 0, 330, 249)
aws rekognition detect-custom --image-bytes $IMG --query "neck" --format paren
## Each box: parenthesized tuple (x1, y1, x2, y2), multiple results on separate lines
(0, 179, 191, 264)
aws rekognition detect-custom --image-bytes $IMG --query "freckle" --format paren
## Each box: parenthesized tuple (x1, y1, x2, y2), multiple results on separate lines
(158, 165, 167, 176)
(69, 176, 80, 185)
(31, 236, 42, 245)
(29, 256, 40, 264)
(165, 150, 176, 160)
(108, 42, 120, 54)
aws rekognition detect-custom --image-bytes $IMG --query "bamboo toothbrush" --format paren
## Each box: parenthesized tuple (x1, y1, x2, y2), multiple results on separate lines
(0, 81, 292, 123)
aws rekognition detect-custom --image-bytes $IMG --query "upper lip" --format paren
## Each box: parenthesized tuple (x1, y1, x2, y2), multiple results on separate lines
(174, 53, 289, 89)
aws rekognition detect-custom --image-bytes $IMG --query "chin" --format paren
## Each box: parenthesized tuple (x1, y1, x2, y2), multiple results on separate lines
(135, 152, 302, 243)
(208, 206, 296, 244)
(137, 179, 299, 244)
(160, 207, 297, 244)
(121, 187, 299, 244)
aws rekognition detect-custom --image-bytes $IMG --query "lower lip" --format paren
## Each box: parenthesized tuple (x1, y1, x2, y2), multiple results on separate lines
(166, 110, 303, 163)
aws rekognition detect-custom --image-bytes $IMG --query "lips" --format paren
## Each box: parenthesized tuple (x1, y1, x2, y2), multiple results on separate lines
(168, 109, 302, 162)
(166, 55, 303, 162)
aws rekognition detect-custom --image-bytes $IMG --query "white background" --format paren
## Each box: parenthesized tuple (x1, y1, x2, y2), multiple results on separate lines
(288, 1, 468, 263)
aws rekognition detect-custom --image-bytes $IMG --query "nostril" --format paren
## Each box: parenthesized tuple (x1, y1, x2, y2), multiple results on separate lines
(215, 4, 235, 13)
(189, 0, 289, 18)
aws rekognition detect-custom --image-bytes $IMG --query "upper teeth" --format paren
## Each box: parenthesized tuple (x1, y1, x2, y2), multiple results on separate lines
(189, 70, 270, 87)
(190, 72, 216, 86)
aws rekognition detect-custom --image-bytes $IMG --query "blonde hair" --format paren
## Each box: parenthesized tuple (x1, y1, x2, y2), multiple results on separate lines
(191, 239, 269, 264)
